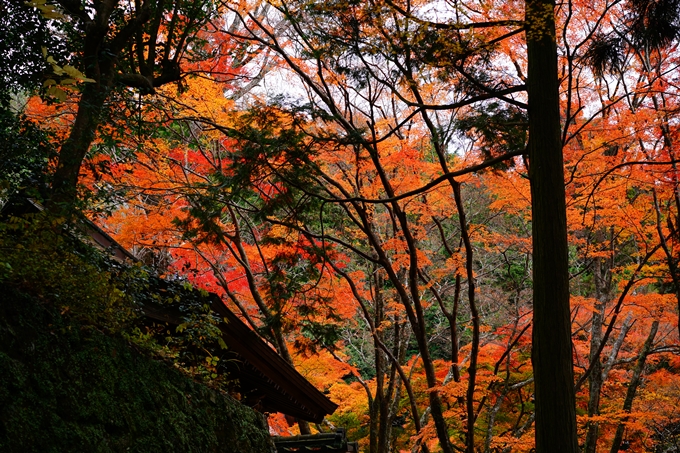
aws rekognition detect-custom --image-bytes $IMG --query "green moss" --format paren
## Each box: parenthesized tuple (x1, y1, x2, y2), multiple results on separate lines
(0, 288, 274, 453)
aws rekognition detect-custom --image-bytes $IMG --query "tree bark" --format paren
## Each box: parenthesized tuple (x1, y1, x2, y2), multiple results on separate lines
(48, 3, 119, 211)
(609, 320, 659, 453)
(584, 259, 609, 453)
(50, 85, 109, 209)
(526, 0, 579, 451)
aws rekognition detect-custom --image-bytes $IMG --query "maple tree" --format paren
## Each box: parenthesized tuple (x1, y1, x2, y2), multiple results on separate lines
(210, 2, 577, 452)
(93, 1, 680, 451)
(12, 0, 680, 452)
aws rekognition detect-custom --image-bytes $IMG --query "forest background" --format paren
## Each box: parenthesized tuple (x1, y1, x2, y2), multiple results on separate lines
(2, 0, 680, 452)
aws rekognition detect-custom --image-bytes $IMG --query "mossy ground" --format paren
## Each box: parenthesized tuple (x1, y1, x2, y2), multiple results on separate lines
(0, 288, 274, 453)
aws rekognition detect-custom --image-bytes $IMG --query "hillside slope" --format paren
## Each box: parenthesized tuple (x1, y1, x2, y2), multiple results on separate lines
(0, 287, 274, 453)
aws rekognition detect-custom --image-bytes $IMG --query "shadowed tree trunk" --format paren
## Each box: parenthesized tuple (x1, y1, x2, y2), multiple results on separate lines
(50, 73, 115, 210)
(526, 0, 579, 451)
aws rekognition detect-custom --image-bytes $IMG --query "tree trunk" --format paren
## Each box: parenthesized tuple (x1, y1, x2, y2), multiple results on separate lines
(47, 0, 121, 211)
(526, 0, 579, 451)
(609, 320, 659, 453)
(584, 259, 610, 453)
(49, 72, 114, 211)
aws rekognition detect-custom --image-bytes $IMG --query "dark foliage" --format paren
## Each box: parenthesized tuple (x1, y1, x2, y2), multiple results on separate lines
(628, 0, 680, 49)
(0, 110, 56, 200)
(454, 102, 528, 170)
(582, 34, 624, 77)
(0, 0, 68, 106)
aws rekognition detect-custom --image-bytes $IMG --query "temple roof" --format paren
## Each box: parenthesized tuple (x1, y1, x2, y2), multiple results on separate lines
(141, 297, 338, 423)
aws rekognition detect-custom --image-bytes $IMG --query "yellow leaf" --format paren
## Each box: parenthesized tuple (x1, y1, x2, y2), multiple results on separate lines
(43, 79, 57, 87)
(43, 11, 65, 19)
(60, 78, 77, 85)
(41, 46, 47, 58)
(62, 66, 94, 82)
(50, 64, 65, 76)
(62, 65, 85, 79)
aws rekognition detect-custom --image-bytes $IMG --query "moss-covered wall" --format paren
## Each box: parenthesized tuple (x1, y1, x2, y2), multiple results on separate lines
(0, 288, 275, 453)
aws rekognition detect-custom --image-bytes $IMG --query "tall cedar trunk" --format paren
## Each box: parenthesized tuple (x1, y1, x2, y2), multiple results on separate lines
(526, 0, 579, 452)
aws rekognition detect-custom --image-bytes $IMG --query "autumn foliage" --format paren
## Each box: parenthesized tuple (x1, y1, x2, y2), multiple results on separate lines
(17, 0, 680, 451)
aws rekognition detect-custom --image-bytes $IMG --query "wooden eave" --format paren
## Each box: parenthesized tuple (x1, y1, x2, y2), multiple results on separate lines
(210, 299, 338, 422)
(273, 429, 360, 452)
(2, 197, 136, 262)
(142, 296, 338, 423)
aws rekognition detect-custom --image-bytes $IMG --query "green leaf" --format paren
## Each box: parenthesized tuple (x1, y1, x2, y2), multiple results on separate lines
(46, 86, 66, 101)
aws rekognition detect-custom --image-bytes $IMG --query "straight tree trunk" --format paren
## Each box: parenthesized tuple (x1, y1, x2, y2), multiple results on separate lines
(584, 259, 610, 453)
(525, 0, 579, 452)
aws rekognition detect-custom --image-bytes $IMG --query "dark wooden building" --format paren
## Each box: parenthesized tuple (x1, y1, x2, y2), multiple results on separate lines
(142, 296, 338, 423)
(273, 429, 359, 452)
